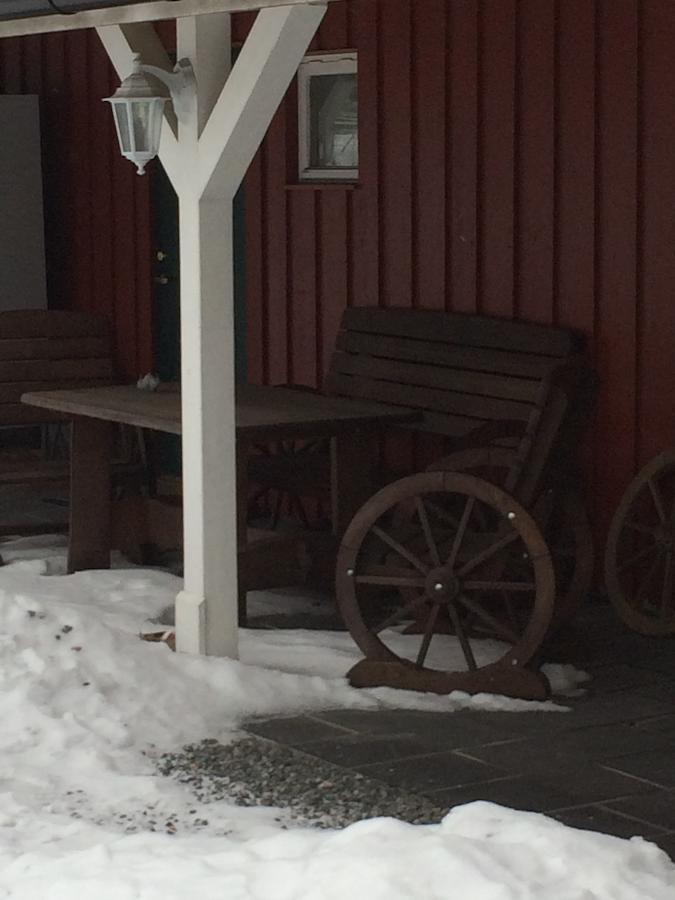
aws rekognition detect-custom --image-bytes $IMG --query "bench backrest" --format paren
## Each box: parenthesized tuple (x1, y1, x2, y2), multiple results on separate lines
(324, 306, 591, 501)
(0, 310, 115, 427)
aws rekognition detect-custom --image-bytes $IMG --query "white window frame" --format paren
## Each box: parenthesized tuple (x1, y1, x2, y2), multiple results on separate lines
(297, 51, 358, 182)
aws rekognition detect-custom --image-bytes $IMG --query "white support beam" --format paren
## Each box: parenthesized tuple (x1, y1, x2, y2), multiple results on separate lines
(175, 3, 325, 657)
(95, 22, 182, 188)
(177, 13, 232, 136)
(0, 0, 336, 39)
(198, 3, 327, 198)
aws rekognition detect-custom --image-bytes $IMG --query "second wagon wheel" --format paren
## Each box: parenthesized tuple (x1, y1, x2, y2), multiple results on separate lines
(426, 447, 594, 635)
(605, 450, 675, 635)
(336, 471, 555, 700)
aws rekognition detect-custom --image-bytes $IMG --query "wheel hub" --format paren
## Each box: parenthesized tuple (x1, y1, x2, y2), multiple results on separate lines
(425, 567, 461, 601)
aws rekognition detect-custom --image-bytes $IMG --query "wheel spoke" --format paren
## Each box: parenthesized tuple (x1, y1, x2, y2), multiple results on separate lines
(456, 530, 520, 578)
(464, 580, 536, 592)
(415, 603, 440, 668)
(447, 601, 477, 671)
(425, 500, 463, 531)
(648, 478, 667, 524)
(618, 541, 659, 573)
(455, 593, 520, 644)
(415, 497, 441, 566)
(372, 525, 429, 574)
(355, 573, 427, 587)
(447, 497, 475, 567)
(371, 592, 432, 634)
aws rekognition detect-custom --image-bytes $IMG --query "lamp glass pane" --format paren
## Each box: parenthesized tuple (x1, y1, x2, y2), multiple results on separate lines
(131, 100, 154, 153)
(112, 103, 131, 153)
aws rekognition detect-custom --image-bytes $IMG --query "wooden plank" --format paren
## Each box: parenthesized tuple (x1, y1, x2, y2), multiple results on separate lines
(556, 0, 596, 335)
(379, 0, 413, 307)
(335, 330, 565, 379)
(479, 0, 516, 317)
(350, 0, 380, 307)
(0, 358, 113, 382)
(0, 336, 110, 362)
(341, 307, 582, 356)
(325, 372, 533, 421)
(412, 0, 447, 309)
(319, 191, 349, 379)
(636, 0, 675, 462)
(245, 145, 265, 383)
(263, 103, 289, 385)
(288, 190, 318, 385)
(448, 0, 478, 313)
(0, 310, 109, 339)
(593, 0, 639, 536)
(515, 0, 556, 322)
(331, 353, 541, 403)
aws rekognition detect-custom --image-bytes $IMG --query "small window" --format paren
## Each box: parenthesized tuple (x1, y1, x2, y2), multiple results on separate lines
(298, 52, 358, 181)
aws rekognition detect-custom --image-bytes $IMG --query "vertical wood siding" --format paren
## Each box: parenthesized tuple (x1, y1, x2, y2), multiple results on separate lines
(0, 29, 154, 379)
(242, 0, 675, 540)
(3, 1, 675, 544)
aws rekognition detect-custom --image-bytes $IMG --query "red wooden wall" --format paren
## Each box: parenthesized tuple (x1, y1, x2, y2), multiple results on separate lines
(1, 1, 675, 543)
(0, 28, 154, 379)
(241, 0, 675, 538)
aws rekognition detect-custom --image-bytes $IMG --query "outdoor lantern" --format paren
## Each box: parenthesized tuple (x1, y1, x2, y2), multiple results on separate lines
(104, 53, 195, 175)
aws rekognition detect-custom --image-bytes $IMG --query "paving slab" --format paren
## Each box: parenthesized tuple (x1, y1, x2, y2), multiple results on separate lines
(424, 775, 577, 814)
(602, 749, 675, 789)
(551, 804, 668, 840)
(356, 749, 504, 792)
(605, 791, 675, 833)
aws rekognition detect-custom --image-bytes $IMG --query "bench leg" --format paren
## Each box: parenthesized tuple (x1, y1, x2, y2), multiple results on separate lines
(68, 418, 113, 573)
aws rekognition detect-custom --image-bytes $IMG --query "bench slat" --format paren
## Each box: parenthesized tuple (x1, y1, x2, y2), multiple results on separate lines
(335, 330, 571, 380)
(325, 372, 533, 421)
(0, 358, 114, 382)
(0, 336, 110, 361)
(341, 306, 582, 357)
(331, 351, 542, 403)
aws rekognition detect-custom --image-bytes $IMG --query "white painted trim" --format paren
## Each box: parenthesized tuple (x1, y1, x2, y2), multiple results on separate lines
(0, 0, 335, 38)
(198, 3, 327, 198)
(298, 51, 358, 182)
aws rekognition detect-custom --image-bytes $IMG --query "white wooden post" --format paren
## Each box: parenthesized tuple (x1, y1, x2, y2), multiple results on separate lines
(97, 3, 326, 658)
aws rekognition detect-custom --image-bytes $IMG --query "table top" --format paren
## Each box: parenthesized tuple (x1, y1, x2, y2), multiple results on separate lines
(21, 383, 419, 439)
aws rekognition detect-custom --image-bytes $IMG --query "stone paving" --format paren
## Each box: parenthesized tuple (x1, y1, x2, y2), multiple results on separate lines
(243, 604, 675, 857)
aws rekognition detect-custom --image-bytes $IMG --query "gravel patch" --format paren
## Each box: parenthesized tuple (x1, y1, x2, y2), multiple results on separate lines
(157, 735, 449, 829)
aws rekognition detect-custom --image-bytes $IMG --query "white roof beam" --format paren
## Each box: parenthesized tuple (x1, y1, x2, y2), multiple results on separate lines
(0, 0, 334, 38)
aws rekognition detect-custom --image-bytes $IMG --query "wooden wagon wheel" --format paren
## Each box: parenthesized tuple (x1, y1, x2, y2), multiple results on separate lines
(427, 447, 593, 634)
(605, 450, 675, 635)
(336, 471, 555, 699)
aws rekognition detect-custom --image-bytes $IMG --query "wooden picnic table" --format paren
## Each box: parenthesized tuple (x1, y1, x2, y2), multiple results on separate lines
(21, 382, 418, 574)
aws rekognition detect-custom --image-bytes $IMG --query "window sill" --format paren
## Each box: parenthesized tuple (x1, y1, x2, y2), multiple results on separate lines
(285, 182, 360, 191)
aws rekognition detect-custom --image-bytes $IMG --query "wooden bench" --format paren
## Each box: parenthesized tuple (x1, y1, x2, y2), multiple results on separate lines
(0, 309, 129, 534)
(250, 306, 591, 514)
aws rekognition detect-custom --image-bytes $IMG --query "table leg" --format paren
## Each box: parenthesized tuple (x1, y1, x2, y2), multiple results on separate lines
(331, 430, 378, 536)
(67, 418, 113, 573)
